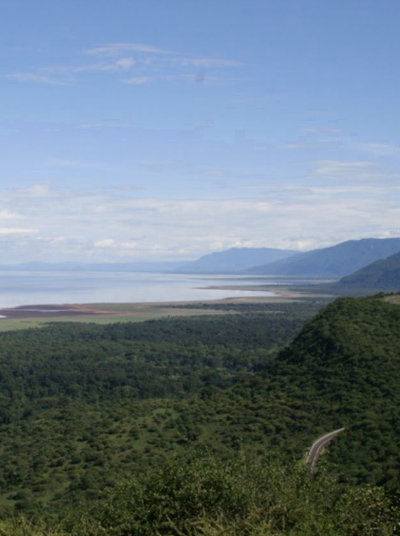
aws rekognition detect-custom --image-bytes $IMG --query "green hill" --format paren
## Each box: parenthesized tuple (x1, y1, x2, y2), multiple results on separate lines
(337, 251, 400, 291)
(273, 295, 400, 488)
(189, 295, 400, 489)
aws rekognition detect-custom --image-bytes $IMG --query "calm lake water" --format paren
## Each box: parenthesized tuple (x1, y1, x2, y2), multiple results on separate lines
(0, 271, 291, 308)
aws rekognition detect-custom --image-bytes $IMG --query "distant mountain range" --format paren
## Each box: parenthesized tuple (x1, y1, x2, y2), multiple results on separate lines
(243, 238, 400, 278)
(2, 238, 400, 280)
(336, 251, 400, 291)
(173, 247, 296, 274)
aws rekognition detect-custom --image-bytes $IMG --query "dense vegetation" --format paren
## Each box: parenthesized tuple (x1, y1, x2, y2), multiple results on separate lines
(1, 457, 398, 536)
(0, 301, 323, 515)
(274, 296, 400, 488)
(0, 295, 400, 534)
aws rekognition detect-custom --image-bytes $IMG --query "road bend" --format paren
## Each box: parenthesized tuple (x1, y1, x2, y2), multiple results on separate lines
(306, 427, 345, 472)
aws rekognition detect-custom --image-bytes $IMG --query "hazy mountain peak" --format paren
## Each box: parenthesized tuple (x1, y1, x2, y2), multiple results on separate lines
(244, 237, 400, 278)
(174, 247, 296, 274)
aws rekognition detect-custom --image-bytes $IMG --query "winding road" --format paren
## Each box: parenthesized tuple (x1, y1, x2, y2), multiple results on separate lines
(306, 427, 345, 471)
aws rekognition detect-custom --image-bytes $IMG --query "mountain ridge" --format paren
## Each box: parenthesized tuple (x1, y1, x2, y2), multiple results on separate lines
(243, 237, 400, 277)
(336, 250, 400, 290)
(173, 247, 296, 273)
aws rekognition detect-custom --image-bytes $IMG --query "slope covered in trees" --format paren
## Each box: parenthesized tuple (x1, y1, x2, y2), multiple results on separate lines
(0, 295, 400, 534)
(272, 295, 400, 488)
(337, 250, 400, 291)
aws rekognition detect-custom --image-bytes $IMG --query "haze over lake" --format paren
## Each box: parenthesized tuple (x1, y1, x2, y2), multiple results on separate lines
(0, 271, 291, 308)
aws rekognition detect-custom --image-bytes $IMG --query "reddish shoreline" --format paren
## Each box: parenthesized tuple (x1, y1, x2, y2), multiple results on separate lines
(0, 304, 123, 319)
(0, 288, 307, 320)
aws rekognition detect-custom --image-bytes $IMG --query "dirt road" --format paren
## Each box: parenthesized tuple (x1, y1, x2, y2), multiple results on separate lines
(306, 428, 345, 471)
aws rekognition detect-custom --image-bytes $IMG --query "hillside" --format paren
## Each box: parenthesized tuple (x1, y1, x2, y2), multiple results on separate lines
(273, 295, 400, 488)
(174, 247, 295, 273)
(186, 295, 400, 489)
(244, 237, 400, 277)
(336, 251, 400, 291)
(0, 296, 400, 533)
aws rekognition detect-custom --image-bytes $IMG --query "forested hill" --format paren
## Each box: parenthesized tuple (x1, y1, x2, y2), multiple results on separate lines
(178, 295, 400, 490)
(244, 237, 400, 277)
(336, 250, 400, 290)
(271, 295, 400, 488)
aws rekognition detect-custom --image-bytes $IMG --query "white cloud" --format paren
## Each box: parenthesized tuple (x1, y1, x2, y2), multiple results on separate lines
(15, 185, 52, 197)
(6, 73, 66, 85)
(115, 58, 136, 70)
(7, 58, 136, 85)
(0, 228, 37, 235)
(0, 210, 22, 220)
(313, 160, 381, 180)
(122, 74, 226, 84)
(94, 238, 116, 248)
(304, 127, 344, 136)
(85, 43, 171, 56)
(7, 43, 241, 86)
(65, 59, 135, 73)
(40, 58, 137, 76)
(123, 76, 151, 85)
(0, 183, 398, 262)
(120, 240, 140, 250)
(282, 131, 400, 163)
(177, 57, 241, 67)
(77, 121, 131, 129)
(355, 142, 400, 157)
(44, 158, 107, 170)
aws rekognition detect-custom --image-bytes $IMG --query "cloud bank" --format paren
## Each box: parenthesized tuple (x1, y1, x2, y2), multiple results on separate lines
(0, 182, 398, 263)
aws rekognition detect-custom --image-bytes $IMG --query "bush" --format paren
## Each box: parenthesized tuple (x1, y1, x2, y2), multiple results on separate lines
(85, 456, 399, 536)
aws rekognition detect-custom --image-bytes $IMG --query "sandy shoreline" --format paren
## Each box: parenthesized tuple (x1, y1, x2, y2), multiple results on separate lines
(0, 286, 306, 320)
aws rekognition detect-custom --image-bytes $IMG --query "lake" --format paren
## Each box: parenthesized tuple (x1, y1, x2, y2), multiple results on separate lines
(0, 271, 322, 309)
(0, 271, 291, 308)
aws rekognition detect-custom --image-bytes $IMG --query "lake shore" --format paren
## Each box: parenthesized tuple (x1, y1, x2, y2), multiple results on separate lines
(0, 284, 333, 331)
(0, 286, 304, 317)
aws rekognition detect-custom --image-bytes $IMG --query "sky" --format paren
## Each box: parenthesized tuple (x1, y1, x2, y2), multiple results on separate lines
(1, 0, 400, 262)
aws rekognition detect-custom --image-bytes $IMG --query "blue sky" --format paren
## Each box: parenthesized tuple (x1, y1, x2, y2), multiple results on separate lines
(1, 0, 399, 262)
